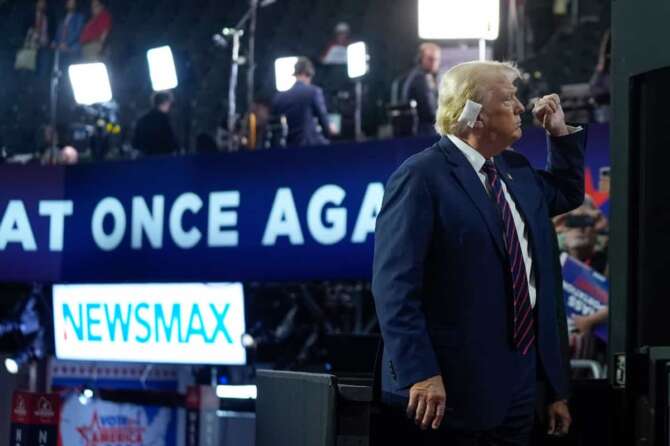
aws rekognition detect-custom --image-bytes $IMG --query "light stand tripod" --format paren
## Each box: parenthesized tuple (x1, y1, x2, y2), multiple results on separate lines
(225, 26, 245, 152)
(217, 0, 275, 151)
(48, 49, 62, 162)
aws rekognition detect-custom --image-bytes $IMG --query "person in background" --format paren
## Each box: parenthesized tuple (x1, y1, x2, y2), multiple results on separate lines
(246, 99, 271, 149)
(31, 0, 50, 47)
(80, 0, 111, 61)
(554, 196, 609, 363)
(38, 124, 60, 164)
(272, 57, 337, 147)
(132, 92, 180, 156)
(572, 307, 608, 339)
(26, 0, 50, 75)
(53, 0, 85, 61)
(554, 196, 608, 275)
(58, 146, 79, 164)
(401, 43, 442, 135)
(43, 146, 79, 165)
(320, 22, 351, 65)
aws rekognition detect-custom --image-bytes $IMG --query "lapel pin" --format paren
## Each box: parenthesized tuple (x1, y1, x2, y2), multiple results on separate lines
(507, 173, 513, 180)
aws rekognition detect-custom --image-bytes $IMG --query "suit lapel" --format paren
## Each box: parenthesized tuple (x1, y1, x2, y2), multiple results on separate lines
(438, 138, 506, 259)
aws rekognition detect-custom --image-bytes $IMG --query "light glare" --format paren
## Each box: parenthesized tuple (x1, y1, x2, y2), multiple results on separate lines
(347, 42, 368, 79)
(418, 0, 499, 40)
(216, 385, 257, 400)
(68, 63, 113, 105)
(147, 46, 179, 91)
(274, 57, 298, 92)
(4, 358, 18, 374)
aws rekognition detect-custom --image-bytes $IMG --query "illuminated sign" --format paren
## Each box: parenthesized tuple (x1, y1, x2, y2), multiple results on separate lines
(53, 283, 246, 365)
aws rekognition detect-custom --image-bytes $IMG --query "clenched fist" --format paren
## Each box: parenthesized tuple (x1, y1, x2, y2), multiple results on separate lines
(532, 94, 569, 137)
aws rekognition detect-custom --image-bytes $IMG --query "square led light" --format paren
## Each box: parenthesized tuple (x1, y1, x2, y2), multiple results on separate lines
(274, 57, 298, 92)
(68, 63, 113, 105)
(418, 0, 499, 40)
(347, 42, 368, 78)
(147, 45, 179, 91)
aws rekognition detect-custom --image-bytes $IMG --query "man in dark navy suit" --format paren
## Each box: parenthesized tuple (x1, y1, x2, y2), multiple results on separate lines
(372, 61, 583, 445)
(133, 91, 180, 156)
(272, 57, 336, 147)
(401, 43, 441, 135)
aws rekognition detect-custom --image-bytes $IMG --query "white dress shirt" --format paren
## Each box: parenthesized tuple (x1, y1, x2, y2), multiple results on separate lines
(447, 134, 537, 308)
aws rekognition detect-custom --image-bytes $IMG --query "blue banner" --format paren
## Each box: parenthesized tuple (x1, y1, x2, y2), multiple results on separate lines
(561, 253, 609, 342)
(0, 125, 609, 282)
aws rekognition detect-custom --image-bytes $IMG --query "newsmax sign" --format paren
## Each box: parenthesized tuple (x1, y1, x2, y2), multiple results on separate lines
(53, 283, 246, 364)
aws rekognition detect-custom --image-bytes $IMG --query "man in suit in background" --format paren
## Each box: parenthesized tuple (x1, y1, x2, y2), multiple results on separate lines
(372, 61, 584, 445)
(401, 43, 441, 136)
(132, 91, 180, 156)
(272, 57, 336, 147)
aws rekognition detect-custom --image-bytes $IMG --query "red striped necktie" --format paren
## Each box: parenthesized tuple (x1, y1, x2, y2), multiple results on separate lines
(482, 159, 535, 355)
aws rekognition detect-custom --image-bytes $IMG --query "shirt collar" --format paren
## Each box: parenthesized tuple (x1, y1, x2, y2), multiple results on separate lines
(446, 134, 488, 173)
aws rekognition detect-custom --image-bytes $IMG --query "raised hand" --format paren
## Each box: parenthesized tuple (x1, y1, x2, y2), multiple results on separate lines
(532, 94, 569, 137)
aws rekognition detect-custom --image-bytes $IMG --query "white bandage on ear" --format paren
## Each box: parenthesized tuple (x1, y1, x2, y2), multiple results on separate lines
(458, 99, 483, 128)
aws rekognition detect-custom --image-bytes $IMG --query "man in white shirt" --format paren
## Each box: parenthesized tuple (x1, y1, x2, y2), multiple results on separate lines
(373, 60, 583, 444)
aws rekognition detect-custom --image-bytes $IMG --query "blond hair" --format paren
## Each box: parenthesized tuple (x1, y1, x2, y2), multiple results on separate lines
(434, 61, 520, 136)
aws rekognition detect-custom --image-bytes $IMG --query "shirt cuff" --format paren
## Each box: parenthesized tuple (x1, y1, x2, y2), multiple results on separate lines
(567, 125, 583, 134)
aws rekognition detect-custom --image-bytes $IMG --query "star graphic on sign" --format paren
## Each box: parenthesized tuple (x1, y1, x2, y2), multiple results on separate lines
(76, 411, 102, 446)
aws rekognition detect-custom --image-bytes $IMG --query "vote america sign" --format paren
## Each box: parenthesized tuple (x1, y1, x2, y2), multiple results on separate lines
(59, 394, 175, 446)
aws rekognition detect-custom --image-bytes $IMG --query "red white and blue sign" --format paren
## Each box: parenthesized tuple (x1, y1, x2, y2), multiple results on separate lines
(59, 395, 176, 446)
(561, 253, 609, 342)
(50, 360, 179, 446)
